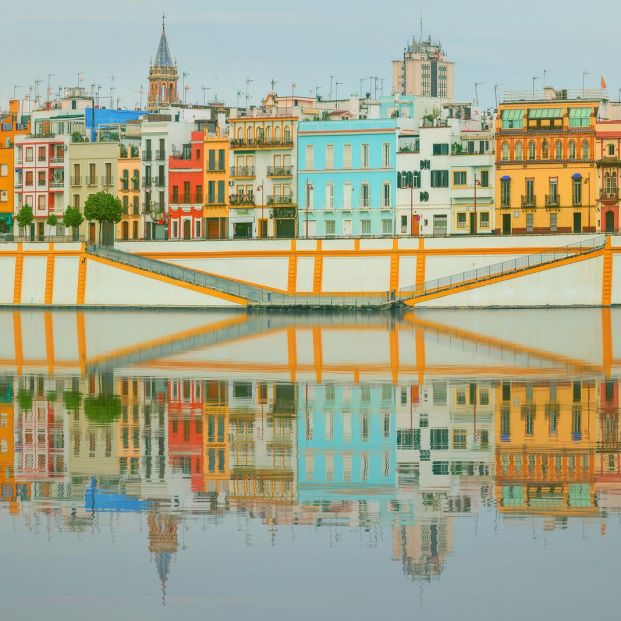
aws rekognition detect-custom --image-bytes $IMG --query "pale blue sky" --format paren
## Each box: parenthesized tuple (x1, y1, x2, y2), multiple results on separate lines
(1, 0, 620, 111)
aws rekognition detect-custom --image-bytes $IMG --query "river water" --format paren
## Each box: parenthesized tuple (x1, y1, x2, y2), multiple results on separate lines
(0, 308, 618, 620)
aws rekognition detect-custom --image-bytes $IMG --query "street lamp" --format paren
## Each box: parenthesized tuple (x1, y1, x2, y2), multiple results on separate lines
(305, 180, 313, 239)
(473, 174, 481, 235)
(256, 182, 265, 238)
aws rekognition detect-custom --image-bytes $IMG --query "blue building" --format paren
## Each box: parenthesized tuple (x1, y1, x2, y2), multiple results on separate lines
(296, 119, 398, 237)
(85, 108, 147, 142)
(297, 383, 396, 505)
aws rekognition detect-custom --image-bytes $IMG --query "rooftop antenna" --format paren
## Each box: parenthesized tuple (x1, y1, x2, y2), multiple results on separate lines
(12, 85, 21, 101)
(77, 72, 83, 87)
(138, 85, 144, 110)
(201, 86, 211, 105)
(236, 89, 243, 108)
(315, 85, 321, 99)
(329, 75, 335, 100)
(474, 81, 483, 106)
(182, 71, 189, 104)
(46, 74, 54, 105)
(543, 69, 550, 88)
(270, 78, 278, 91)
(582, 70, 590, 97)
(34, 79, 42, 107)
(335, 81, 343, 109)
(494, 83, 502, 109)
(245, 77, 253, 108)
(532, 75, 539, 100)
(109, 74, 116, 108)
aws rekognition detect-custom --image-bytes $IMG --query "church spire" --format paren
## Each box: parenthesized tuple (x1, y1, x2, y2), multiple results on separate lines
(147, 15, 180, 111)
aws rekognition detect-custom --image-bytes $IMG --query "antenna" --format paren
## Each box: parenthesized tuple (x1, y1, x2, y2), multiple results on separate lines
(474, 81, 483, 106)
(46, 74, 54, 105)
(329, 75, 335, 100)
(245, 77, 253, 108)
(494, 83, 502, 109)
(201, 86, 211, 105)
(138, 85, 144, 110)
(420, 11, 423, 42)
(532, 75, 539, 100)
(34, 80, 42, 107)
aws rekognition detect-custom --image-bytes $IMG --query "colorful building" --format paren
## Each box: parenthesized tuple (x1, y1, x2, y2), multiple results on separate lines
(0, 100, 29, 237)
(595, 119, 621, 233)
(296, 119, 398, 237)
(147, 18, 181, 112)
(203, 128, 230, 238)
(229, 94, 300, 238)
(168, 130, 205, 239)
(117, 142, 142, 240)
(495, 88, 599, 235)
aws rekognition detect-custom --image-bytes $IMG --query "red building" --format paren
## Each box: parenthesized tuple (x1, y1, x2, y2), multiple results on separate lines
(168, 131, 204, 239)
(167, 379, 204, 493)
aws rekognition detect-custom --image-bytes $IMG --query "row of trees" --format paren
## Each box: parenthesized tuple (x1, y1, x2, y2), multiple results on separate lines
(14, 192, 124, 242)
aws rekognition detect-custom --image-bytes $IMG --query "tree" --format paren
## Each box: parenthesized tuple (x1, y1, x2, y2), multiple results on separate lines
(84, 395, 122, 425)
(46, 213, 58, 237)
(15, 205, 33, 238)
(84, 192, 123, 243)
(63, 206, 84, 240)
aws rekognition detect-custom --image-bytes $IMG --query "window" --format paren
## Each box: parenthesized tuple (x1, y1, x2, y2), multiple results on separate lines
(0, 191, 7, 202)
(430, 170, 449, 187)
(325, 144, 334, 169)
(453, 171, 467, 186)
(501, 178, 511, 206)
(555, 140, 562, 160)
(382, 182, 391, 207)
(343, 144, 352, 168)
(37, 171, 46, 186)
(217, 180, 225, 203)
(361, 219, 371, 235)
(542, 140, 549, 159)
(432, 143, 449, 155)
(526, 212, 534, 232)
(430, 428, 449, 450)
(572, 177, 582, 206)
(383, 143, 391, 167)
(453, 429, 467, 449)
(525, 178, 535, 202)
(382, 219, 392, 235)
(361, 144, 370, 168)
(38, 195, 45, 210)
(360, 183, 370, 207)
(569, 141, 576, 160)
(401, 215, 408, 233)
(343, 182, 352, 209)
(208, 150, 216, 170)
(25, 147, 33, 162)
(528, 141, 536, 160)
(502, 142, 509, 161)
(480, 170, 489, 187)
(569, 107, 591, 128)
(550, 212, 558, 232)
(25, 171, 33, 186)
(38, 146, 46, 162)
(457, 213, 467, 228)
(480, 212, 490, 228)
(515, 142, 523, 160)
(432, 461, 449, 475)
(581, 139, 590, 160)
(305, 145, 314, 169)
(0, 164, 7, 176)
(105, 162, 112, 185)
(325, 183, 334, 209)
(73, 194, 80, 208)
(325, 220, 336, 236)
(608, 144, 615, 157)
(501, 109, 524, 129)
(207, 181, 215, 203)
(89, 163, 96, 184)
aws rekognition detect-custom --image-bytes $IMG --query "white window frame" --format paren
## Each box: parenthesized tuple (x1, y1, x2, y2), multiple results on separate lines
(325, 144, 334, 169)
(361, 144, 370, 168)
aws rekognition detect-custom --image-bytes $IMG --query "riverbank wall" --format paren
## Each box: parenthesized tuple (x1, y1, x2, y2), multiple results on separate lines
(0, 234, 619, 308)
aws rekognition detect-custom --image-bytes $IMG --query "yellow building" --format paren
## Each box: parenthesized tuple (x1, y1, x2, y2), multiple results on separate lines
(203, 129, 229, 238)
(495, 88, 598, 235)
(117, 144, 142, 240)
(0, 100, 29, 236)
(494, 380, 598, 517)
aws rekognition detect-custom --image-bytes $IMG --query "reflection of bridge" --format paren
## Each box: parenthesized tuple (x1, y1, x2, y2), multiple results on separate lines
(0, 308, 618, 381)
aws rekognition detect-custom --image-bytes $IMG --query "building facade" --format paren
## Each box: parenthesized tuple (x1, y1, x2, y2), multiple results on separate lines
(595, 120, 621, 233)
(147, 19, 181, 112)
(118, 143, 142, 240)
(495, 89, 599, 235)
(203, 129, 230, 239)
(296, 119, 398, 237)
(168, 130, 204, 240)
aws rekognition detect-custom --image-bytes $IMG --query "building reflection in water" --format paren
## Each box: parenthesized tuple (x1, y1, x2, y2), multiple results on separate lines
(0, 308, 619, 594)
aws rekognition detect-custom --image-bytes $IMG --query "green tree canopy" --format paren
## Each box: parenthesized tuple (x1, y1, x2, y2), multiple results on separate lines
(84, 395, 122, 425)
(63, 206, 84, 230)
(84, 192, 123, 225)
(15, 205, 33, 233)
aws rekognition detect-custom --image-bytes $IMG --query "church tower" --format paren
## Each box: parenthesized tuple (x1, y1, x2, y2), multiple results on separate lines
(147, 15, 181, 112)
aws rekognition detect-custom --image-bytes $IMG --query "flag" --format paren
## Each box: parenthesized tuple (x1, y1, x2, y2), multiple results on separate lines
(601, 75, 608, 90)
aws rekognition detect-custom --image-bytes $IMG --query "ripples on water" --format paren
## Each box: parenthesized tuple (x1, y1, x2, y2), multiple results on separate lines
(0, 309, 619, 620)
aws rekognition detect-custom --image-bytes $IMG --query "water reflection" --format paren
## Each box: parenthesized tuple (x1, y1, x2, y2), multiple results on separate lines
(0, 308, 620, 610)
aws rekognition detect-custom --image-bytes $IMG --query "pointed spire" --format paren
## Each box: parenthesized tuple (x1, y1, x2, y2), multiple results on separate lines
(154, 16, 174, 68)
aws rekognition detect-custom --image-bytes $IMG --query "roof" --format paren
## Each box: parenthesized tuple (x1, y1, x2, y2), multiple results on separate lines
(154, 24, 174, 67)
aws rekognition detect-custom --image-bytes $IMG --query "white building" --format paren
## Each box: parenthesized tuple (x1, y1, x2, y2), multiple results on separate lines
(396, 107, 495, 236)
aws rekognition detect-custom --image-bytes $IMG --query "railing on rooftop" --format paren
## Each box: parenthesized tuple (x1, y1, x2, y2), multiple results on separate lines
(503, 89, 602, 103)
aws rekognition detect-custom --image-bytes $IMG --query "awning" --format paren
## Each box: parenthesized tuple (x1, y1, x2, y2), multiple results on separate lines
(502, 109, 524, 121)
(569, 107, 592, 118)
(572, 173, 582, 180)
(528, 108, 562, 119)
(500, 175, 511, 181)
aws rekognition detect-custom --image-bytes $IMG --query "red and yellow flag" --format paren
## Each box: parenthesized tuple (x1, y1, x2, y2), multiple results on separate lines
(601, 75, 608, 90)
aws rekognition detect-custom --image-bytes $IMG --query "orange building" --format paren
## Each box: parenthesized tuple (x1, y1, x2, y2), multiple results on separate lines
(203, 129, 230, 238)
(0, 100, 29, 236)
(117, 143, 142, 240)
(494, 379, 598, 517)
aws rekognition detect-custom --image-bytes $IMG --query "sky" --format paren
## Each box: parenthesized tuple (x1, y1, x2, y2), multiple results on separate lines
(1, 0, 620, 112)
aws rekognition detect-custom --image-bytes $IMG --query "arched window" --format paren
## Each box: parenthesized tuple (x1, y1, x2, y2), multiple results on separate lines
(266, 126, 272, 140)
(555, 140, 562, 160)
(542, 140, 549, 159)
(569, 140, 576, 160)
(284, 126, 292, 143)
(237, 127, 243, 139)
(515, 142, 523, 160)
(256, 127, 264, 141)
(502, 142, 509, 161)
(246, 127, 253, 142)
(274, 126, 281, 140)
(605, 172, 612, 193)
(528, 141, 536, 160)
(581, 139, 590, 160)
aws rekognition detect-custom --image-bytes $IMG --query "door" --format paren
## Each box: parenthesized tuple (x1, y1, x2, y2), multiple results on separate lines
(502, 214, 511, 235)
(234, 222, 252, 239)
(259, 218, 268, 239)
(411, 215, 420, 237)
(37, 222, 44, 241)
(573, 212, 582, 233)
(469, 213, 477, 235)
(605, 210, 615, 233)
(343, 219, 352, 236)
(122, 221, 129, 241)
(207, 219, 220, 239)
(275, 219, 295, 238)
(132, 221, 138, 239)
(433, 215, 448, 236)
(183, 219, 192, 240)
(89, 223, 96, 244)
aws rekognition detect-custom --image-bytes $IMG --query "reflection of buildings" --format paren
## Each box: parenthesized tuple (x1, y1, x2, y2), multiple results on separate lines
(494, 380, 598, 519)
(148, 509, 179, 605)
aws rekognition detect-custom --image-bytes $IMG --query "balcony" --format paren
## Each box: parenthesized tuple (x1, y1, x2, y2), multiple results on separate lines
(521, 195, 537, 208)
(267, 166, 293, 177)
(545, 194, 560, 207)
(266, 194, 295, 205)
(360, 198, 370, 208)
(71, 177, 82, 187)
(86, 177, 97, 187)
(49, 178, 64, 189)
(206, 166, 226, 173)
(155, 150, 166, 160)
(170, 193, 203, 205)
(230, 166, 255, 177)
(600, 188, 619, 201)
(229, 193, 255, 206)
(142, 151, 152, 161)
(49, 156, 64, 165)
(102, 177, 114, 188)
(15, 179, 23, 189)
(230, 138, 294, 150)
(153, 176, 165, 187)
(142, 178, 152, 188)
